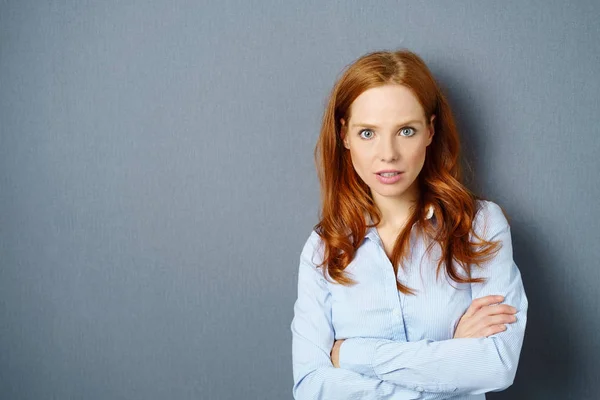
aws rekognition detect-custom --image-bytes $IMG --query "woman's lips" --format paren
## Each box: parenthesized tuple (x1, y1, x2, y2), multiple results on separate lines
(375, 172, 404, 184)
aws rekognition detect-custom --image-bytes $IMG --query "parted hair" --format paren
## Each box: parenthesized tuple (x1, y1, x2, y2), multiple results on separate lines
(313, 49, 505, 295)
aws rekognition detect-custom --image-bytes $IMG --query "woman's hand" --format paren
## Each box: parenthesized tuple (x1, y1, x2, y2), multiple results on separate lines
(330, 339, 345, 368)
(453, 295, 518, 339)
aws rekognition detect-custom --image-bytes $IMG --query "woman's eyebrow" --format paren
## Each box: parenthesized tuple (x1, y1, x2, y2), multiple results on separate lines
(351, 120, 423, 129)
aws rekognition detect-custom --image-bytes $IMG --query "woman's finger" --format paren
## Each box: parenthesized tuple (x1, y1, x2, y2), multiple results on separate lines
(480, 304, 517, 317)
(462, 295, 505, 318)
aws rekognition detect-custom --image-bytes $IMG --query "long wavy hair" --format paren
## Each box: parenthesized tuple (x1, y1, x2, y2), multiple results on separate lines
(313, 49, 506, 295)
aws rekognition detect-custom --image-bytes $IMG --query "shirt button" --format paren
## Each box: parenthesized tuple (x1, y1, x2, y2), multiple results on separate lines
(393, 309, 402, 318)
(415, 386, 424, 392)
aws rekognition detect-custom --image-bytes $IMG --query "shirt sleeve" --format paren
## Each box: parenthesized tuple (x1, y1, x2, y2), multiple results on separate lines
(291, 231, 463, 400)
(337, 201, 529, 395)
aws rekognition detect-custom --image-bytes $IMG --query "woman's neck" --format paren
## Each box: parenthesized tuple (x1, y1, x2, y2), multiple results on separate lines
(371, 186, 419, 232)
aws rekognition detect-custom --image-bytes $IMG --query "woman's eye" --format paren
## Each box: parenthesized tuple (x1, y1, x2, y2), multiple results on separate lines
(400, 127, 416, 136)
(358, 127, 415, 139)
(359, 129, 374, 139)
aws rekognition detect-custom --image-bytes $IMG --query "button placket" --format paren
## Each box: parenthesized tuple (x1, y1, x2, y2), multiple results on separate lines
(373, 235, 407, 340)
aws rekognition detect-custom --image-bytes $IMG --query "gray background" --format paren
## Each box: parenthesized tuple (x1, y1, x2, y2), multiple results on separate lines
(1, 0, 598, 399)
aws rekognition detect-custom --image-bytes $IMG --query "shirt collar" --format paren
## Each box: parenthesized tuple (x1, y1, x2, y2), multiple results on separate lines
(364, 204, 435, 243)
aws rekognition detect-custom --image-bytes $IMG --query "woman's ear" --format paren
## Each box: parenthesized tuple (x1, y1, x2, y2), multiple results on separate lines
(427, 114, 436, 145)
(340, 118, 349, 149)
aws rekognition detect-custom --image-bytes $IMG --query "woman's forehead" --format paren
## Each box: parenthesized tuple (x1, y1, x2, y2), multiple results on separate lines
(348, 85, 425, 122)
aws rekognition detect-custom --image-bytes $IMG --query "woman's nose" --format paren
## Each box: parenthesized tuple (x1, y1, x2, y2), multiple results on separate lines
(379, 137, 399, 162)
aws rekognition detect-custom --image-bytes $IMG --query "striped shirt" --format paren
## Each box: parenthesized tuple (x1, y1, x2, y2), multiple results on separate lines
(291, 200, 528, 399)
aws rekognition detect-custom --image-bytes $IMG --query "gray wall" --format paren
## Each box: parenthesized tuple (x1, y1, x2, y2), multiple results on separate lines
(1, 1, 598, 399)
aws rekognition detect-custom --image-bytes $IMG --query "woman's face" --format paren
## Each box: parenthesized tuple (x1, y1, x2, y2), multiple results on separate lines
(340, 84, 435, 203)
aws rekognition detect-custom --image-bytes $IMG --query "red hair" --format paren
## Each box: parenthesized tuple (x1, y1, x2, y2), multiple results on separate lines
(313, 49, 506, 295)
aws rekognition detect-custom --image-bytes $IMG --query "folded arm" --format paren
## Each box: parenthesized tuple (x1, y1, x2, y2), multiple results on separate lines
(338, 204, 529, 395)
(291, 231, 464, 399)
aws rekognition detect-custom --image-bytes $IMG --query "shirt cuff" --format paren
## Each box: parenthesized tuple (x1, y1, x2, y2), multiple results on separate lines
(338, 337, 382, 378)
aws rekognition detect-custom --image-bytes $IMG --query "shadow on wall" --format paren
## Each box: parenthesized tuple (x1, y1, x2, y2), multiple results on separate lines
(493, 225, 575, 399)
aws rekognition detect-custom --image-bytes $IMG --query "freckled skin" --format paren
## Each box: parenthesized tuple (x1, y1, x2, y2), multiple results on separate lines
(340, 84, 435, 210)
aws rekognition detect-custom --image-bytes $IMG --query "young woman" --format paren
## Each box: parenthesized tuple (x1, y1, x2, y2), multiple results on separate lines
(290, 49, 528, 400)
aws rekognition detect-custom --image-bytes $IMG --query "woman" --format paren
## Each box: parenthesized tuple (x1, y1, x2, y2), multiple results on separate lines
(290, 49, 528, 400)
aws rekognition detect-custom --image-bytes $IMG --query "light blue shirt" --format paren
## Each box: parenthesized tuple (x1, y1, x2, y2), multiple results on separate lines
(291, 200, 528, 399)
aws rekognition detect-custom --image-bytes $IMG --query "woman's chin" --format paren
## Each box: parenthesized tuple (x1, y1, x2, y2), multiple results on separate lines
(370, 187, 409, 199)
